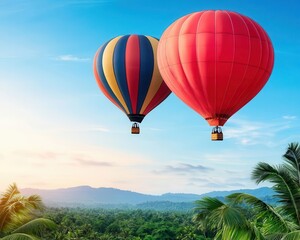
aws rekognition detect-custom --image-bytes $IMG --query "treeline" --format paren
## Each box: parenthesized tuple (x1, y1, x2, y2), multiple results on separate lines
(48, 201, 196, 212)
(43, 208, 208, 240)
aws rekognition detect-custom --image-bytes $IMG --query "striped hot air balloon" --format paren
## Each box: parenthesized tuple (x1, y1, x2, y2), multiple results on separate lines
(93, 34, 171, 134)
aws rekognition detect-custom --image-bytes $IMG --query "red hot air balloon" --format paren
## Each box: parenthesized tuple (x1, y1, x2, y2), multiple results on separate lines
(157, 10, 274, 140)
(94, 34, 171, 134)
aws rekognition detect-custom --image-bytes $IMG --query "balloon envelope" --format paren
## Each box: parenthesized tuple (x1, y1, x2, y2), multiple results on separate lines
(157, 10, 274, 127)
(94, 35, 171, 124)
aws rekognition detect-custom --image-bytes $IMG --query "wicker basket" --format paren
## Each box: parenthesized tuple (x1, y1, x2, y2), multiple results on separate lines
(211, 132, 223, 141)
(131, 123, 140, 134)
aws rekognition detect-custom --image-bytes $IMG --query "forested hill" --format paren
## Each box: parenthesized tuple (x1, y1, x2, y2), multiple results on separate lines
(20, 186, 275, 208)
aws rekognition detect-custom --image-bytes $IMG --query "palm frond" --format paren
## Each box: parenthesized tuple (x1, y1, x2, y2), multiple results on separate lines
(0, 233, 40, 240)
(221, 225, 254, 240)
(283, 163, 299, 184)
(24, 196, 44, 212)
(12, 218, 56, 235)
(194, 197, 225, 212)
(281, 230, 300, 240)
(0, 184, 20, 207)
(0, 197, 33, 232)
(283, 142, 300, 186)
(3, 212, 33, 233)
(227, 193, 292, 234)
(211, 204, 248, 228)
(194, 196, 252, 238)
(251, 162, 300, 225)
(251, 222, 266, 240)
(214, 230, 222, 240)
(264, 233, 285, 240)
(193, 197, 226, 230)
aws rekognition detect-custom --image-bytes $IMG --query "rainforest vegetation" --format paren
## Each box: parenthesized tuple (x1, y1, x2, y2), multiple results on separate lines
(0, 142, 299, 240)
(43, 208, 203, 240)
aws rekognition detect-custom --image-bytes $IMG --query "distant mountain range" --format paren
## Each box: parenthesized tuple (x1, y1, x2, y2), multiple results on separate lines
(21, 186, 275, 209)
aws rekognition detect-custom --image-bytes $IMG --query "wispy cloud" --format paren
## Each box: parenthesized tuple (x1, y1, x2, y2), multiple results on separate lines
(11, 150, 113, 167)
(204, 182, 245, 188)
(55, 55, 90, 62)
(283, 115, 297, 120)
(226, 118, 292, 146)
(13, 150, 61, 160)
(188, 177, 247, 189)
(87, 127, 110, 132)
(147, 127, 164, 132)
(155, 163, 213, 175)
(74, 156, 113, 167)
(189, 177, 210, 183)
(54, 126, 110, 133)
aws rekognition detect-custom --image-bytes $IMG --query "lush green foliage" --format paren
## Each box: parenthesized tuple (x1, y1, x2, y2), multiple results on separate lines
(194, 142, 300, 240)
(43, 208, 206, 240)
(0, 184, 56, 240)
(4, 144, 299, 239)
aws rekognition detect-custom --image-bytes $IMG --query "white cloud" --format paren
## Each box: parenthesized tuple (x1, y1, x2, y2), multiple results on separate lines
(283, 115, 297, 120)
(73, 156, 113, 167)
(48, 125, 111, 133)
(87, 127, 110, 132)
(148, 127, 164, 131)
(225, 118, 292, 146)
(156, 163, 213, 175)
(55, 55, 90, 62)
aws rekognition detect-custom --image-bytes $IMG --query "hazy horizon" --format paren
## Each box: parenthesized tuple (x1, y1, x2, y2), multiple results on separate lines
(4, 181, 273, 196)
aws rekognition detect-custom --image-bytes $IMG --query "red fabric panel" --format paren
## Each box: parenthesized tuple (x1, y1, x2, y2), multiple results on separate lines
(164, 31, 199, 111)
(125, 35, 140, 114)
(215, 11, 233, 33)
(195, 30, 216, 117)
(215, 11, 235, 117)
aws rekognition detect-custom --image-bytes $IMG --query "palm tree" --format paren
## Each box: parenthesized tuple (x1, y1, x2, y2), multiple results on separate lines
(193, 142, 300, 240)
(0, 183, 56, 240)
(193, 196, 261, 240)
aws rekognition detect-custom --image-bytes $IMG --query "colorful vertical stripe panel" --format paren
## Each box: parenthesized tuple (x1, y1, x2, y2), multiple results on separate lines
(94, 34, 171, 123)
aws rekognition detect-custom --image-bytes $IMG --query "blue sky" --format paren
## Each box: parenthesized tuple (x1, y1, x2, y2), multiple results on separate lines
(0, 0, 299, 194)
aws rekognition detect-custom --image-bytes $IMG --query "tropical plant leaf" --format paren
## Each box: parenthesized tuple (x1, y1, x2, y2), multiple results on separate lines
(227, 193, 292, 234)
(194, 143, 300, 239)
(264, 233, 285, 240)
(194, 197, 253, 238)
(281, 230, 300, 240)
(194, 197, 226, 230)
(283, 142, 300, 186)
(251, 162, 300, 225)
(12, 218, 56, 235)
(0, 187, 46, 233)
(251, 222, 266, 240)
(0, 184, 22, 231)
(0, 233, 40, 240)
(24, 196, 44, 212)
(221, 225, 253, 240)
(0, 184, 20, 207)
(210, 204, 248, 228)
(194, 197, 225, 212)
